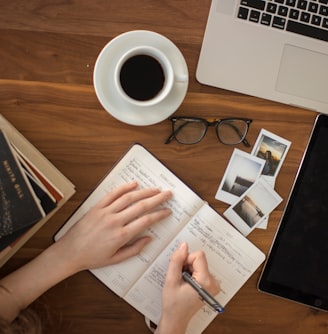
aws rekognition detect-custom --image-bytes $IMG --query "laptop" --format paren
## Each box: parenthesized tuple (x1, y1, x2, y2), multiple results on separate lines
(197, 0, 328, 114)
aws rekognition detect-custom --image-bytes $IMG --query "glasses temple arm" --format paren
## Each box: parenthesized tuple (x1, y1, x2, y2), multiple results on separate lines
(242, 137, 251, 147)
(164, 121, 190, 144)
(164, 133, 175, 144)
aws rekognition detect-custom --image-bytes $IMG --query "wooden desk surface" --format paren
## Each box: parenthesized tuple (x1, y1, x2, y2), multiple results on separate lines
(0, 1, 326, 333)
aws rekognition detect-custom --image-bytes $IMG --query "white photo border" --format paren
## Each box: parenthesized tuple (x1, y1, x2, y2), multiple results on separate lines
(223, 178, 282, 236)
(251, 129, 291, 180)
(215, 148, 265, 205)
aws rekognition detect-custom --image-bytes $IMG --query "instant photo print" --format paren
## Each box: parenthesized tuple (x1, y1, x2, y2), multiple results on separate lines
(224, 178, 282, 236)
(215, 149, 265, 205)
(251, 130, 291, 187)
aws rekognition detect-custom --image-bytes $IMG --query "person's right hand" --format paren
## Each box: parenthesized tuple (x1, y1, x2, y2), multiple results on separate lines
(156, 242, 221, 334)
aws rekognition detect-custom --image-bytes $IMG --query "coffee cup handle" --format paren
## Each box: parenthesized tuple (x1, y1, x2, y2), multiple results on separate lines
(175, 74, 188, 83)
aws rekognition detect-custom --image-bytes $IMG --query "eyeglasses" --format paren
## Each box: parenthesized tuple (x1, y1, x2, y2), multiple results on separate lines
(165, 117, 252, 147)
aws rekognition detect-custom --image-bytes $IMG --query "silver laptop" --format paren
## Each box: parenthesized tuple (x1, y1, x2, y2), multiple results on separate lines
(197, 0, 328, 114)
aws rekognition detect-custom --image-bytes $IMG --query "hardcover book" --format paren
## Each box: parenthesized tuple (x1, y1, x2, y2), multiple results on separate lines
(0, 130, 45, 239)
(0, 114, 75, 267)
(55, 144, 265, 334)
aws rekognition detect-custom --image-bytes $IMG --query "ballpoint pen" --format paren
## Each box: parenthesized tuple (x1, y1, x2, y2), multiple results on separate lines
(182, 271, 224, 313)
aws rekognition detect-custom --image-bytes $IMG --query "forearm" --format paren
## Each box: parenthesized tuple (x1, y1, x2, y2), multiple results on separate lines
(0, 241, 78, 322)
(0, 185, 173, 323)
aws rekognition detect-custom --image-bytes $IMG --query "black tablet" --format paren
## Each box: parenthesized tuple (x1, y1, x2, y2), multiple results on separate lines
(258, 114, 328, 312)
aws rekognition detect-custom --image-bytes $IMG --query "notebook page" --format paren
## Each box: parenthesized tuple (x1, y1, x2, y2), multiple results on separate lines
(124, 204, 265, 334)
(55, 144, 205, 296)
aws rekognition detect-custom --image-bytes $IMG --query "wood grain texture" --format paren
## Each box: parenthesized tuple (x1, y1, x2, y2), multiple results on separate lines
(0, 1, 327, 333)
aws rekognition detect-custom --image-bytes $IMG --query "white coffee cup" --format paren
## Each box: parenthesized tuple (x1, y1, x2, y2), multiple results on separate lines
(93, 30, 189, 125)
(114, 46, 187, 107)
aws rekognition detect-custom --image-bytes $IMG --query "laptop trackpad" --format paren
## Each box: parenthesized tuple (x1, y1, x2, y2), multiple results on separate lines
(276, 44, 328, 104)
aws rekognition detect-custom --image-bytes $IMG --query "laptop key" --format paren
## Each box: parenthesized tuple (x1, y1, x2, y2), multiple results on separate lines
(250, 10, 261, 22)
(300, 11, 311, 22)
(287, 20, 328, 41)
(286, 0, 297, 6)
(319, 5, 328, 15)
(238, 6, 249, 19)
(240, 0, 266, 10)
(261, 13, 272, 25)
(297, 0, 308, 10)
(289, 8, 300, 19)
(278, 5, 289, 16)
(272, 16, 287, 28)
(323, 17, 328, 28)
(267, 2, 278, 13)
(308, 2, 319, 13)
(311, 15, 322, 25)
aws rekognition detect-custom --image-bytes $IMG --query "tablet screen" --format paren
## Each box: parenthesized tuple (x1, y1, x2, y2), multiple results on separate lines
(258, 114, 328, 311)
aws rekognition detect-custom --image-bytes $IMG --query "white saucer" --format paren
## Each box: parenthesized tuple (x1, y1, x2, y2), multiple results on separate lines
(93, 30, 189, 126)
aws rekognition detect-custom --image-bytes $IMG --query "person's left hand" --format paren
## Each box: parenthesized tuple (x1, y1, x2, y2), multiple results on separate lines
(57, 181, 172, 272)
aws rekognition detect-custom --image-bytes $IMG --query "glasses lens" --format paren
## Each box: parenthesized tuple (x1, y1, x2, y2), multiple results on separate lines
(173, 119, 207, 144)
(217, 119, 248, 145)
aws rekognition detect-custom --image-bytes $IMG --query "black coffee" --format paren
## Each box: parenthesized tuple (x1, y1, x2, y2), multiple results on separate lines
(119, 55, 165, 101)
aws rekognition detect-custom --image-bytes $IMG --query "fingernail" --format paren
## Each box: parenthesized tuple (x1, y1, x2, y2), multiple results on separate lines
(179, 241, 188, 250)
(163, 190, 173, 198)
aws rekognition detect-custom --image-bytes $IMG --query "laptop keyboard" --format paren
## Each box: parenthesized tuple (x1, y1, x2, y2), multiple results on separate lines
(237, 0, 328, 42)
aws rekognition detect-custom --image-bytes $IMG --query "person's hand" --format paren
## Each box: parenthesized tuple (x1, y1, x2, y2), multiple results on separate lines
(156, 242, 220, 334)
(56, 181, 172, 273)
(0, 182, 172, 323)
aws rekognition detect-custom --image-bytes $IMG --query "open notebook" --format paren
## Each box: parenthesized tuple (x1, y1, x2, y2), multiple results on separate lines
(55, 144, 265, 334)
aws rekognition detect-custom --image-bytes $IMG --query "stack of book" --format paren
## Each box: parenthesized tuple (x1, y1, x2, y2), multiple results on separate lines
(0, 114, 75, 267)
